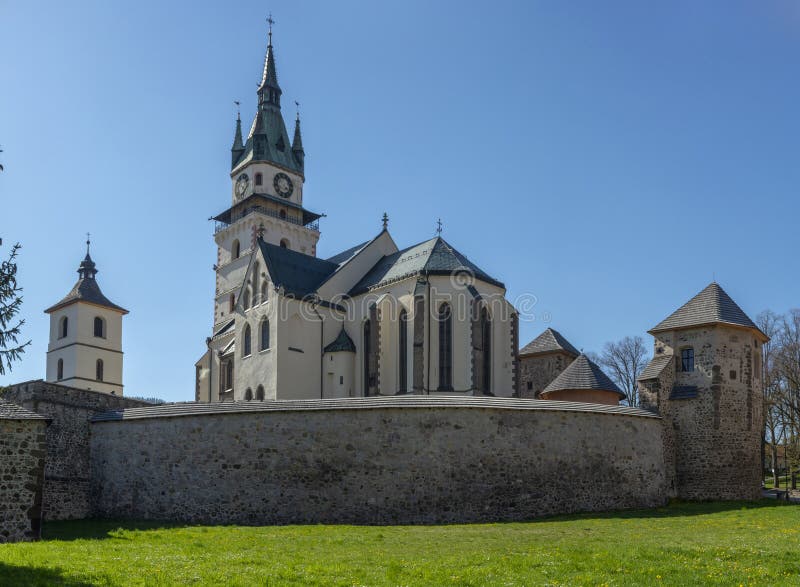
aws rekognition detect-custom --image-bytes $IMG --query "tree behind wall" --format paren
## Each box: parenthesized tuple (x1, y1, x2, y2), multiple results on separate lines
(0, 241, 30, 375)
(597, 336, 648, 407)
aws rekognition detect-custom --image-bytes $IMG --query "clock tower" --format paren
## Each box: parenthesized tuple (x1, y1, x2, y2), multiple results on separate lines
(209, 21, 322, 330)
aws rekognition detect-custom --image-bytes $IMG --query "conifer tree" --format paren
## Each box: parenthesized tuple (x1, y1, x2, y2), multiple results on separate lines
(0, 241, 30, 375)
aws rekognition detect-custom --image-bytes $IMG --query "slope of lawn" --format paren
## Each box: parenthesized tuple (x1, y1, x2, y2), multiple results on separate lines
(1, 501, 798, 586)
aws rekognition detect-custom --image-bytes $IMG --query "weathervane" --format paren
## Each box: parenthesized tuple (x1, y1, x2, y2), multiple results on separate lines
(294, 100, 300, 121)
(234, 100, 240, 118)
(86, 232, 91, 255)
(436, 218, 443, 236)
(267, 13, 275, 45)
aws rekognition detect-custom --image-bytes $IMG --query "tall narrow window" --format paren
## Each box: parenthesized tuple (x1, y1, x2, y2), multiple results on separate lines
(60, 316, 68, 339)
(438, 303, 453, 391)
(481, 307, 492, 393)
(252, 263, 259, 304)
(280, 238, 289, 248)
(57, 358, 64, 380)
(261, 281, 269, 304)
(256, 385, 265, 401)
(363, 319, 372, 396)
(681, 348, 694, 372)
(232, 239, 240, 260)
(96, 359, 104, 382)
(225, 360, 234, 391)
(260, 319, 270, 351)
(255, 173, 263, 186)
(94, 317, 105, 338)
(229, 294, 235, 313)
(243, 324, 252, 357)
(243, 289, 250, 310)
(399, 309, 408, 393)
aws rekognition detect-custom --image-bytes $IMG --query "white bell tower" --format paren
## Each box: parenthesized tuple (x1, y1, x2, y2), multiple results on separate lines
(45, 238, 127, 395)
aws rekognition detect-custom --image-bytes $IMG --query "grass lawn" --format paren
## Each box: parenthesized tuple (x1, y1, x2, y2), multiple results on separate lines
(1, 501, 799, 586)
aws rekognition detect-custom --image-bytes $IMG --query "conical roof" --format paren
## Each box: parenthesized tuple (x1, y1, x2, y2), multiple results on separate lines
(258, 41, 280, 92)
(649, 282, 765, 339)
(323, 327, 356, 353)
(520, 328, 579, 357)
(45, 252, 127, 314)
(542, 354, 625, 398)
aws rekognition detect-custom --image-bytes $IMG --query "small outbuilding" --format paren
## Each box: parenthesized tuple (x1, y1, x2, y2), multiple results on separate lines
(540, 354, 625, 406)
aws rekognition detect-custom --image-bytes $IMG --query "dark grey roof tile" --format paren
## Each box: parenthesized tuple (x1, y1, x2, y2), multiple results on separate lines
(543, 354, 625, 398)
(520, 328, 580, 357)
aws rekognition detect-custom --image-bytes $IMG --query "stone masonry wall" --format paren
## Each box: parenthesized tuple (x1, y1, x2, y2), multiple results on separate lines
(3, 380, 150, 520)
(90, 398, 668, 525)
(518, 352, 576, 399)
(0, 418, 47, 542)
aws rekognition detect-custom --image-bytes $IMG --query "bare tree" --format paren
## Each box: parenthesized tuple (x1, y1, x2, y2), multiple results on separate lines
(758, 310, 782, 487)
(598, 336, 648, 407)
(0, 242, 30, 375)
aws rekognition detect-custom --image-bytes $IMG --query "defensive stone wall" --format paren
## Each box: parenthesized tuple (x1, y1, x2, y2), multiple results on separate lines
(3, 380, 151, 520)
(90, 397, 668, 525)
(0, 402, 48, 542)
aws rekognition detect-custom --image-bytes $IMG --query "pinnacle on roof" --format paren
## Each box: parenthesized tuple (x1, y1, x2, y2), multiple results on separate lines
(45, 244, 127, 315)
(520, 328, 580, 357)
(231, 111, 244, 166)
(542, 354, 625, 398)
(649, 282, 766, 340)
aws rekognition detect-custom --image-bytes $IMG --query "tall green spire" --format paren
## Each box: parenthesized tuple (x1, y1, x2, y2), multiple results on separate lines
(231, 111, 244, 168)
(292, 111, 304, 170)
(257, 16, 281, 111)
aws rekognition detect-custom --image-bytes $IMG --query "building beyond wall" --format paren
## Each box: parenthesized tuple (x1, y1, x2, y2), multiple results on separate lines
(90, 397, 668, 525)
(0, 401, 48, 543)
(3, 380, 150, 520)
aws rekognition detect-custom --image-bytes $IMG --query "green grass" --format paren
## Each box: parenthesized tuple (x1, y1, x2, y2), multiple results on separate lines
(1, 501, 799, 586)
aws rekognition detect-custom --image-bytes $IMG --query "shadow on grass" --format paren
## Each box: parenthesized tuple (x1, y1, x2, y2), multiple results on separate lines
(40, 500, 794, 540)
(0, 563, 94, 587)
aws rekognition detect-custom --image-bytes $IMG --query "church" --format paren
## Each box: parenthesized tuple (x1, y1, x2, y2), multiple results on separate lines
(194, 25, 519, 402)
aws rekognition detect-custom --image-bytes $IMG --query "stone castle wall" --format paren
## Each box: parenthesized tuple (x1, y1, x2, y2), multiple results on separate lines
(90, 397, 668, 525)
(3, 380, 151, 520)
(0, 417, 47, 542)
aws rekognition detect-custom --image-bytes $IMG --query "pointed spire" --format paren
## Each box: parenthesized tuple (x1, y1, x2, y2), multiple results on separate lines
(258, 15, 281, 110)
(78, 234, 98, 280)
(292, 104, 305, 169)
(231, 104, 244, 168)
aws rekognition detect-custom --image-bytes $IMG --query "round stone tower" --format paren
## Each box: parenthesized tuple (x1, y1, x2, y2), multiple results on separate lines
(638, 283, 767, 501)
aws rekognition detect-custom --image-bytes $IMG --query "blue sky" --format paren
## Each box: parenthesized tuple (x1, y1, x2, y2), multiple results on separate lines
(2, 1, 799, 400)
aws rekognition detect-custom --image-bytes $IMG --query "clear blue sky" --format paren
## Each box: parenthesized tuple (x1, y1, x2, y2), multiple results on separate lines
(2, 1, 799, 400)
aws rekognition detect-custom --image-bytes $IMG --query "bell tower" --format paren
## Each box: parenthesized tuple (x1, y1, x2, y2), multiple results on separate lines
(45, 238, 127, 395)
(209, 17, 322, 330)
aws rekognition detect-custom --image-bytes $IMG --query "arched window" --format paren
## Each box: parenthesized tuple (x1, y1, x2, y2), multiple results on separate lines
(261, 281, 269, 304)
(242, 324, 252, 357)
(232, 239, 240, 260)
(280, 238, 289, 249)
(244, 388, 253, 401)
(96, 359, 104, 382)
(252, 263, 259, 304)
(225, 360, 234, 391)
(256, 385, 265, 401)
(260, 319, 270, 351)
(229, 294, 235, 313)
(399, 309, 408, 393)
(94, 316, 105, 338)
(480, 306, 491, 393)
(255, 173, 263, 186)
(363, 319, 372, 396)
(57, 358, 64, 380)
(60, 316, 68, 339)
(438, 302, 453, 391)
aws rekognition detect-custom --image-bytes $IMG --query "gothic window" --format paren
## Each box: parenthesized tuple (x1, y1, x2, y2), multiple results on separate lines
(261, 281, 269, 304)
(255, 173, 263, 186)
(243, 289, 251, 310)
(256, 385, 265, 401)
(225, 360, 234, 391)
(280, 238, 289, 248)
(243, 324, 252, 357)
(252, 263, 259, 304)
(260, 319, 270, 351)
(60, 316, 68, 339)
(232, 239, 241, 260)
(480, 307, 491, 393)
(57, 358, 64, 380)
(244, 388, 253, 401)
(363, 319, 372, 395)
(681, 348, 694, 372)
(229, 294, 235, 313)
(399, 309, 408, 392)
(94, 316, 105, 338)
(438, 302, 453, 391)
(96, 359, 104, 382)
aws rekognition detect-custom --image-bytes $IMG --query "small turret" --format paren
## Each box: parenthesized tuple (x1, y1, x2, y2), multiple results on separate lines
(231, 112, 244, 169)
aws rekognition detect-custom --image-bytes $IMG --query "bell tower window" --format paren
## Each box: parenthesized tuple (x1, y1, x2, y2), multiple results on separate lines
(255, 173, 263, 186)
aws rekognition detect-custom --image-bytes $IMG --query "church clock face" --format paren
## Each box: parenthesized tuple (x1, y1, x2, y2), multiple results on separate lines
(235, 173, 249, 200)
(273, 172, 294, 198)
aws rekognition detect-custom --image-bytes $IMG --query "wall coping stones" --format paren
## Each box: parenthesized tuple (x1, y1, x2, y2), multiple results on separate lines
(91, 396, 660, 422)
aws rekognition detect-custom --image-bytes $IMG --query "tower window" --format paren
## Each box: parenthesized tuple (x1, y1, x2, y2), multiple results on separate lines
(681, 348, 694, 372)
(232, 239, 240, 260)
(59, 316, 69, 339)
(94, 317, 105, 338)
(57, 358, 64, 380)
(255, 173, 263, 186)
(96, 359, 104, 382)
(243, 324, 252, 357)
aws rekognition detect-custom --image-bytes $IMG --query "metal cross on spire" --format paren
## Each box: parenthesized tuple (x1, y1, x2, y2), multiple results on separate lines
(86, 232, 91, 255)
(382, 212, 389, 230)
(267, 13, 275, 46)
(436, 218, 443, 236)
